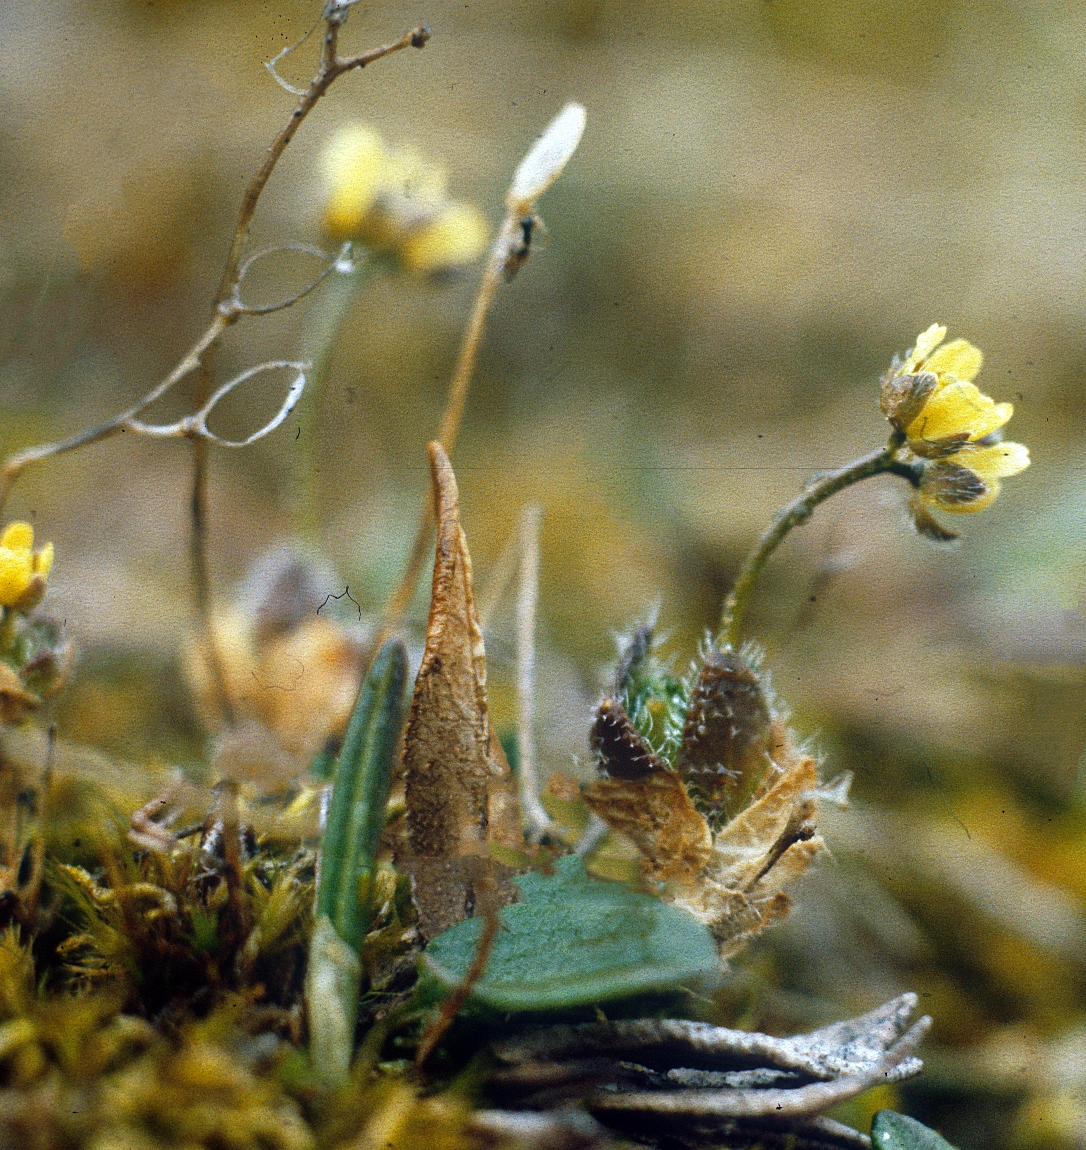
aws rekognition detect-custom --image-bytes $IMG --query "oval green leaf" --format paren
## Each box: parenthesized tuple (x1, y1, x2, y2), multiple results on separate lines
(421, 855, 719, 1012)
(873, 1111, 959, 1150)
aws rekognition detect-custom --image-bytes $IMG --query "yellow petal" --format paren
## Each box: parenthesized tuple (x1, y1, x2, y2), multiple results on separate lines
(903, 323, 946, 373)
(322, 125, 387, 239)
(399, 203, 490, 274)
(0, 548, 33, 607)
(922, 337, 983, 384)
(952, 441, 1030, 480)
(914, 323, 946, 360)
(379, 149, 447, 207)
(33, 541, 54, 579)
(907, 381, 1012, 442)
(0, 522, 33, 552)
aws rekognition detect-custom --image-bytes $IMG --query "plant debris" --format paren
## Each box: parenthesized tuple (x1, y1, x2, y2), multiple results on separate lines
(397, 442, 522, 940)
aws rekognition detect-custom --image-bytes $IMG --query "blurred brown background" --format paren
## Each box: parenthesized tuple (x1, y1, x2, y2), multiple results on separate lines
(3, 0, 1086, 1145)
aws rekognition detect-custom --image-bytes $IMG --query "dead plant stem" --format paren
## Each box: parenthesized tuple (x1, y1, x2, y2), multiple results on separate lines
(382, 216, 518, 630)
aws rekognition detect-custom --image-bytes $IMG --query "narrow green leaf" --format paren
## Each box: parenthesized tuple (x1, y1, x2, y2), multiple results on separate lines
(307, 736, 340, 782)
(873, 1111, 959, 1150)
(421, 855, 719, 1012)
(305, 914, 362, 1084)
(316, 636, 407, 952)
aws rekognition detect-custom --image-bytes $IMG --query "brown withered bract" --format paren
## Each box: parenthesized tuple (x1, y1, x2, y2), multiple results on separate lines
(398, 443, 521, 939)
(674, 724, 823, 956)
(908, 492, 961, 544)
(584, 646, 825, 960)
(677, 648, 772, 829)
(584, 699, 711, 884)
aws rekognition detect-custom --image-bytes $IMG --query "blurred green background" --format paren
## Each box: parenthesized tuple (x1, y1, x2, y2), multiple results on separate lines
(3, 0, 1086, 1144)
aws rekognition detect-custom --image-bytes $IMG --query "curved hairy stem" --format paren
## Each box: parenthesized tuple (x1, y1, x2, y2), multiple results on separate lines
(719, 432, 908, 648)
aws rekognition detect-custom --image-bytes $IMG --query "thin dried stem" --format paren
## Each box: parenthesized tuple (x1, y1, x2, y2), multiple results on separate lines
(230, 242, 352, 316)
(381, 214, 520, 630)
(380, 105, 586, 634)
(514, 504, 554, 840)
(214, 21, 429, 309)
(130, 361, 308, 444)
(476, 523, 522, 631)
(436, 217, 518, 453)
(414, 909, 499, 1068)
(0, 312, 229, 515)
(188, 18, 427, 725)
(0, 12, 428, 733)
(0, 15, 427, 517)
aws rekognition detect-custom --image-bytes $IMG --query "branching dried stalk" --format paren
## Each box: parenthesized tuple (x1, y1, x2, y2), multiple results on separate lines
(0, 11, 429, 725)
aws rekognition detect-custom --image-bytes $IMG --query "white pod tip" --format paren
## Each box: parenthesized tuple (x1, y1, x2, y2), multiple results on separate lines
(506, 102, 587, 215)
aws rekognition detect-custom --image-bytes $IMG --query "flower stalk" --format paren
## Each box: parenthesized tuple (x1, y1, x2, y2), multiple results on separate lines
(720, 324, 1030, 649)
(718, 434, 909, 648)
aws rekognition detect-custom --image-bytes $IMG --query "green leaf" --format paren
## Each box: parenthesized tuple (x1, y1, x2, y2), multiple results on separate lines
(421, 855, 719, 1011)
(316, 636, 407, 952)
(872, 1111, 960, 1150)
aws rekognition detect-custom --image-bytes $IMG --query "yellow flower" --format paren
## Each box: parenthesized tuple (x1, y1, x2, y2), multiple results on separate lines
(919, 441, 1031, 515)
(882, 325, 1030, 517)
(0, 522, 53, 611)
(321, 124, 488, 275)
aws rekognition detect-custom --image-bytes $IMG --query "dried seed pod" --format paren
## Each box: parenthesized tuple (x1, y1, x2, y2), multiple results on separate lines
(677, 648, 773, 828)
(585, 698, 711, 884)
(591, 697, 660, 781)
(880, 369, 937, 433)
(398, 443, 521, 939)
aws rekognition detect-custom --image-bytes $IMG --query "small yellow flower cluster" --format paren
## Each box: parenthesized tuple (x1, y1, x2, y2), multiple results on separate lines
(882, 324, 1030, 515)
(321, 125, 489, 275)
(0, 522, 53, 612)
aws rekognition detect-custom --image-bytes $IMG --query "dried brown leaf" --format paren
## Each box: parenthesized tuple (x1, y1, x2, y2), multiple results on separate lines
(584, 700, 710, 885)
(398, 443, 521, 938)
